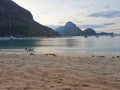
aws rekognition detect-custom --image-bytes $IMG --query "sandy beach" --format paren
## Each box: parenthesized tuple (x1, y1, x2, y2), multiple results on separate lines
(0, 52, 120, 90)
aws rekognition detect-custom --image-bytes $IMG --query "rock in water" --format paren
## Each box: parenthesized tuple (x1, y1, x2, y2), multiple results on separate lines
(82, 28, 96, 36)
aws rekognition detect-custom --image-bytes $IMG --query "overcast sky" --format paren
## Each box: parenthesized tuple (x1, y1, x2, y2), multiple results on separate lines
(13, 0, 120, 33)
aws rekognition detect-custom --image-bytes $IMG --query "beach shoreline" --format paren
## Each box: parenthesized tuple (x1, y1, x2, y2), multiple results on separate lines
(0, 52, 120, 90)
(0, 48, 120, 58)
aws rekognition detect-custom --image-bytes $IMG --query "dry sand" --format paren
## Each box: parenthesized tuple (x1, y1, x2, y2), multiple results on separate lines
(0, 53, 120, 90)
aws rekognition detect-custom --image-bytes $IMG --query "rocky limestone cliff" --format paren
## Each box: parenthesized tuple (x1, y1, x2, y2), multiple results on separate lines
(82, 28, 96, 36)
(55, 21, 82, 36)
(0, 0, 60, 37)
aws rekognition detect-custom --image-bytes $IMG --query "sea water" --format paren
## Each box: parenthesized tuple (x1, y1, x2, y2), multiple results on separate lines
(0, 36, 120, 56)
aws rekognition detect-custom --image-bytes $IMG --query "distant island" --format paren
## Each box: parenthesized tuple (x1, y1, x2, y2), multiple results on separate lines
(55, 21, 114, 37)
(0, 0, 60, 37)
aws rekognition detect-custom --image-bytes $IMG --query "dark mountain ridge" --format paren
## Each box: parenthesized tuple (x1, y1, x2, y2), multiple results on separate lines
(55, 22, 114, 37)
(55, 21, 82, 36)
(81, 28, 96, 36)
(0, 0, 60, 37)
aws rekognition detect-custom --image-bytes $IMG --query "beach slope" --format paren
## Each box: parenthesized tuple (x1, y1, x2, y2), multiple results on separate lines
(0, 53, 120, 90)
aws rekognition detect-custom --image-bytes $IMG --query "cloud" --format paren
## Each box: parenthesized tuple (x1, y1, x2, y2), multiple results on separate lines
(89, 10, 120, 18)
(79, 24, 103, 29)
(95, 23, 120, 33)
(105, 5, 110, 9)
(103, 23, 115, 26)
(79, 23, 115, 29)
(58, 21, 67, 24)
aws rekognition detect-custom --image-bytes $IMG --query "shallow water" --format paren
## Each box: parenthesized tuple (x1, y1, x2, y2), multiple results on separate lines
(0, 36, 120, 56)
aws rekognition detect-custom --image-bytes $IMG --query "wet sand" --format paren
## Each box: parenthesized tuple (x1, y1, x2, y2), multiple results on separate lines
(0, 53, 120, 90)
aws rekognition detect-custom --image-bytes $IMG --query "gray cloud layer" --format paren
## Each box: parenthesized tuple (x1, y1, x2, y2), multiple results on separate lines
(89, 10, 120, 18)
(80, 23, 115, 29)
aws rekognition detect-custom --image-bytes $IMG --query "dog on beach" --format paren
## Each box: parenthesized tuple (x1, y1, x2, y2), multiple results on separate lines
(25, 48, 34, 55)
